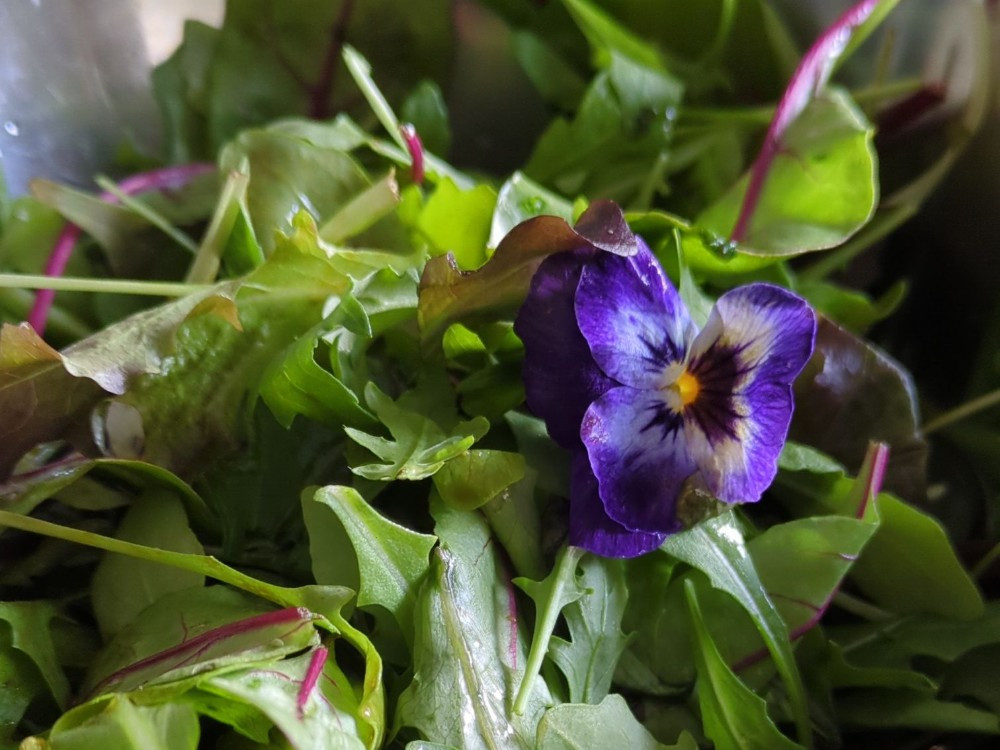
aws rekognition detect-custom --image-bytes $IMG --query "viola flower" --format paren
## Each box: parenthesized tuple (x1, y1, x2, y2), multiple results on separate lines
(514, 240, 816, 558)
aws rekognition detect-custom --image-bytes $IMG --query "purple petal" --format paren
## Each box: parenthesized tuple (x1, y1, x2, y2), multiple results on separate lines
(581, 386, 694, 534)
(576, 239, 693, 389)
(569, 452, 666, 558)
(683, 283, 816, 503)
(514, 250, 616, 450)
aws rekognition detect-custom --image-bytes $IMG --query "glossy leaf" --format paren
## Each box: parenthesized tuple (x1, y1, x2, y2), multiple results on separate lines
(311, 485, 436, 636)
(416, 179, 497, 270)
(395, 502, 550, 749)
(201, 649, 367, 750)
(432, 449, 526, 511)
(747, 515, 877, 639)
(488, 172, 574, 250)
(84, 587, 315, 697)
(699, 90, 877, 257)
(778, 451, 983, 619)
(46, 698, 200, 750)
(661, 513, 810, 745)
(790, 316, 927, 502)
(726, 0, 896, 246)
(535, 694, 691, 750)
(685, 582, 802, 750)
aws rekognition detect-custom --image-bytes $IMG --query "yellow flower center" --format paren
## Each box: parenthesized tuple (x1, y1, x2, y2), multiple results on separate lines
(674, 370, 700, 407)
(660, 364, 701, 412)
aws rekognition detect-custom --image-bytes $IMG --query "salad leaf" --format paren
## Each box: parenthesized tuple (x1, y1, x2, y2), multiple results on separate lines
(311, 485, 436, 636)
(416, 180, 497, 270)
(790, 317, 927, 502)
(90, 490, 205, 638)
(685, 581, 802, 750)
(0, 601, 71, 709)
(395, 501, 550, 749)
(778, 446, 982, 619)
(199, 648, 368, 750)
(432, 450, 526, 511)
(661, 512, 810, 745)
(344, 383, 489, 481)
(535, 693, 693, 750)
(548, 555, 631, 705)
(46, 698, 200, 750)
(698, 90, 877, 258)
(418, 199, 635, 342)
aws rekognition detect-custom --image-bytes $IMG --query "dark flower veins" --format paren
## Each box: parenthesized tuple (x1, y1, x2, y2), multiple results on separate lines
(515, 239, 816, 558)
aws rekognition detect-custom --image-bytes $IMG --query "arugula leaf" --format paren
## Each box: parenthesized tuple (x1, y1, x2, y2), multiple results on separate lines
(535, 693, 693, 750)
(661, 513, 810, 746)
(310, 485, 436, 637)
(395, 501, 550, 748)
(684, 582, 803, 750)
(344, 383, 488, 481)
(548, 556, 631, 705)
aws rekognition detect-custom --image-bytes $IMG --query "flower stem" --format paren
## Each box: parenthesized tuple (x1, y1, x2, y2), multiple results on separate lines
(922, 388, 1000, 435)
(513, 545, 584, 715)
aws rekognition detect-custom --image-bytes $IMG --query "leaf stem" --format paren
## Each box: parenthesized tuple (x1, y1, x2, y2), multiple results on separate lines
(27, 163, 216, 335)
(832, 591, 893, 621)
(513, 545, 584, 715)
(185, 167, 250, 283)
(94, 175, 199, 254)
(342, 46, 409, 153)
(320, 170, 400, 243)
(0, 508, 302, 609)
(0, 274, 209, 297)
(923, 387, 1000, 435)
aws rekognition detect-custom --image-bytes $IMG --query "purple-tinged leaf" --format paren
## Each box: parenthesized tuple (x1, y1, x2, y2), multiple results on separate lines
(733, 443, 887, 671)
(417, 199, 636, 342)
(730, 0, 895, 243)
(86, 590, 318, 698)
(790, 317, 926, 502)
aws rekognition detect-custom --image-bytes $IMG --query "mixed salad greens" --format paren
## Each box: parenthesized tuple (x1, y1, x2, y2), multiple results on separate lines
(0, 0, 998, 748)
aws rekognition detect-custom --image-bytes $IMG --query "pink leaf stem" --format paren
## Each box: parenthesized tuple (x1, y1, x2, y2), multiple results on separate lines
(26, 162, 217, 336)
(400, 124, 425, 185)
(730, 0, 883, 243)
(297, 646, 329, 719)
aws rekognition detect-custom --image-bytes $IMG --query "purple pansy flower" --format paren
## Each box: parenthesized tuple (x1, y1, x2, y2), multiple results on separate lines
(514, 240, 816, 558)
